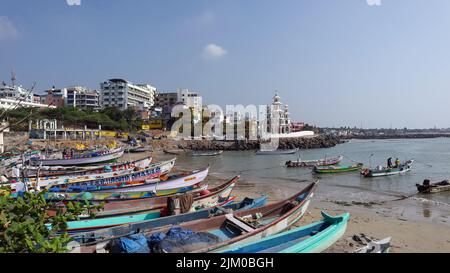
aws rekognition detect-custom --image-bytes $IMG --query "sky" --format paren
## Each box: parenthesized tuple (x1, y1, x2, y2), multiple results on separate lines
(1, 0, 450, 129)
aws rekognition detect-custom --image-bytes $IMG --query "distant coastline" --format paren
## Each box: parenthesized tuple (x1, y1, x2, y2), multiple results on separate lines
(340, 133, 450, 140)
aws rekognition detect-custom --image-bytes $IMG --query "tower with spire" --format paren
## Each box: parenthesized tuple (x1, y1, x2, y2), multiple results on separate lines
(266, 91, 292, 135)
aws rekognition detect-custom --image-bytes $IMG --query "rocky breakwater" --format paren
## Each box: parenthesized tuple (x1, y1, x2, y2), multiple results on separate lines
(176, 134, 342, 151)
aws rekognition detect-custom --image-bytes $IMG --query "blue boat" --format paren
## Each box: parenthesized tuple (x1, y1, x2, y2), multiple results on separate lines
(70, 196, 268, 251)
(220, 211, 349, 253)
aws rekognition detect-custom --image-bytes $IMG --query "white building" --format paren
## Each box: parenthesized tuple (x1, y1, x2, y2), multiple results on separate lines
(177, 88, 202, 109)
(267, 91, 291, 134)
(100, 79, 156, 111)
(66, 86, 100, 110)
(0, 83, 33, 102)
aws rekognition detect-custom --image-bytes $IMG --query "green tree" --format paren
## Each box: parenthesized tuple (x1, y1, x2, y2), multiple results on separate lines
(0, 190, 100, 253)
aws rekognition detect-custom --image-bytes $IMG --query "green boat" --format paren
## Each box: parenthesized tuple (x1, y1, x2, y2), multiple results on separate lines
(314, 163, 363, 174)
(47, 210, 161, 234)
(220, 211, 349, 253)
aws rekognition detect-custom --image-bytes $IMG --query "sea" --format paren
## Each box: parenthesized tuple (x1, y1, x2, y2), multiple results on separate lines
(163, 138, 450, 225)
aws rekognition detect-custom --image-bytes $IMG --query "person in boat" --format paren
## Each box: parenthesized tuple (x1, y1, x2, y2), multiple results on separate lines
(387, 157, 393, 168)
(394, 158, 400, 168)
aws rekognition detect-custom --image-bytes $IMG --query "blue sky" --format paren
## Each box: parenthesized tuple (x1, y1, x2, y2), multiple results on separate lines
(1, 0, 450, 129)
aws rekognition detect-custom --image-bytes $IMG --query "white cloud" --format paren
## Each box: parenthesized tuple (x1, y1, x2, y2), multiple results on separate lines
(0, 16, 20, 41)
(367, 0, 382, 6)
(202, 43, 227, 60)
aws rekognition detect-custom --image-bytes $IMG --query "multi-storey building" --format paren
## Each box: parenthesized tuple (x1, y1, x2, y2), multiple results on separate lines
(66, 86, 99, 110)
(100, 79, 156, 111)
(154, 92, 178, 118)
(177, 88, 202, 109)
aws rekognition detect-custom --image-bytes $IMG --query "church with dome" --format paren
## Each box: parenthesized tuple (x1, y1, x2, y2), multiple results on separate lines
(266, 91, 291, 135)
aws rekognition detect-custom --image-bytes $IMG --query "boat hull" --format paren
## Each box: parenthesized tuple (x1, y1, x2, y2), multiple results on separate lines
(30, 148, 124, 166)
(221, 212, 349, 253)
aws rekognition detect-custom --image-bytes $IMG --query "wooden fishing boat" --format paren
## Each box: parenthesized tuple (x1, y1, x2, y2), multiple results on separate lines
(53, 176, 239, 233)
(354, 237, 391, 253)
(0, 150, 41, 167)
(163, 149, 186, 155)
(47, 168, 215, 217)
(256, 148, 299, 155)
(69, 195, 268, 250)
(21, 156, 153, 178)
(361, 160, 414, 177)
(191, 150, 223, 156)
(45, 158, 177, 192)
(44, 169, 210, 203)
(29, 147, 124, 166)
(314, 163, 363, 174)
(44, 184, 207, 202)
(124, 146, 152, 153)
(416, 179, 450, 194)
(10, 158, 154, 191)
(286, 155, 343, 168)
(87, 180, 317, 253)
(221, 211, 349, 253)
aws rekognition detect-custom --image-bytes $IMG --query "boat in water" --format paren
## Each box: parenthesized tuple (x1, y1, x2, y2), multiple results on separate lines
(314, 163, 363, 174)
(416, 179, 450, 194)
(29, 148, 124, 166)
(256, 148, 299, 155)
(124, 146, 152, 153)
(286, 155, 344, 168)
(221, 211, 349, 253)
(361, 160, 414, 177)
(190, 150, 223, 156)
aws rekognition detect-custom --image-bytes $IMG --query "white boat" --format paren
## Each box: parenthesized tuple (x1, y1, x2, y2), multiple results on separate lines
(40, 158, 177, 192)
(354, 237, 391, 253)
(16, 157, 154, 190)
(361, 160, 414, 177)
(95, 166, 210, 193)
(29, 148, 124, 166)
(191, 150, 223, 156)
(256, 148, 299, 155)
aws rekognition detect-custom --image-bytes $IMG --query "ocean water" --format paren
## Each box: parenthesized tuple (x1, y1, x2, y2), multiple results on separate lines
(165, 138, 450, 223)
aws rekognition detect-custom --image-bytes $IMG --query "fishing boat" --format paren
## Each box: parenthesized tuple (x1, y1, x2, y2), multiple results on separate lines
(8, 157, 154, 191)
(69, 195, 267, 250)
(0, 150, 41, 167)
(314, 163, 363, 174)
(45, 168, 212, 203)
(286, 155, 343, 168)
(53, 177, 239, 233)
(88, 181, 317, 253)
(416, 179, 450, 194)
(21, 156, 152, 178)
(361, 160, 414, 177)
(354, 237, 391, 253)
(124, 146, 152, 153)
(163, 149, 186, 155)
(91, 166, 210, 194)
(191, 150, 223, 156)
(44, 158, 176, 192)
(256, 148, 299, 155)
(29, 147, 124, 166)
(221, 211, 349, 253)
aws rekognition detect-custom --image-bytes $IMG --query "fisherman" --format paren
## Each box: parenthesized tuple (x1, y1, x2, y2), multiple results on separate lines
(387, 157, 393, 168)
(394, 158, 400, 168)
